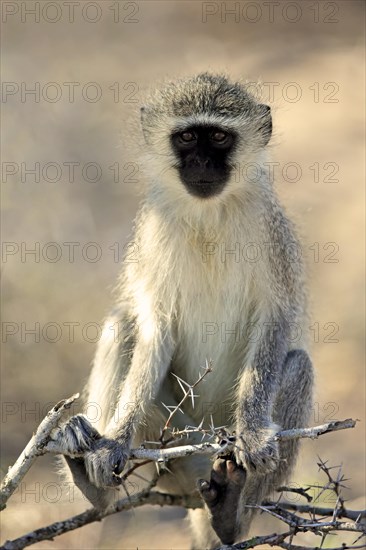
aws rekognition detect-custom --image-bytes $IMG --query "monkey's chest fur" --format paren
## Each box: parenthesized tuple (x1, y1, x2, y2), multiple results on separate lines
(142, 222, 267, 430)
(169, 262, 260, 426)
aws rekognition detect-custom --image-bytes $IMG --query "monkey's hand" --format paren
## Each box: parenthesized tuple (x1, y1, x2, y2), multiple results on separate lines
(79, 437, 130, 487)
(52, 414, 131, 488)
(234, 423, 279, 475)
(83, 435, 131, 488)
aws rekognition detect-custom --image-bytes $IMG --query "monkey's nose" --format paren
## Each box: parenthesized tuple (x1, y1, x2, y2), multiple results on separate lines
(194, 157, 211, 169)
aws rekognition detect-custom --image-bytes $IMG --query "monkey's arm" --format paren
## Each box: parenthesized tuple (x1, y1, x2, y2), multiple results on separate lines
(80, 317, 175, 489)
(106, 324, 174, 437)
(235, 315, 289, 474)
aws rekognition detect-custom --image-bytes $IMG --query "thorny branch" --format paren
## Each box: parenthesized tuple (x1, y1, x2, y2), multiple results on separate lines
(0, 394, 79, 511)
(1, 475, 203, 550)
(213, 460, 366, 549)
(2, 463, 365, 550)
(0, 369, 364, 550)
(159, 358, 213, 444)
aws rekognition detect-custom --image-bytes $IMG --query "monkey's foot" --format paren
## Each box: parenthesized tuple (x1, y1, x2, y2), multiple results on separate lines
(198, 457, 246, 545)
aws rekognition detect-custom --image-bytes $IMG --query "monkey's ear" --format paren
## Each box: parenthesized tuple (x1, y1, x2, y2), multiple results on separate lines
(257, 104, 272, 147)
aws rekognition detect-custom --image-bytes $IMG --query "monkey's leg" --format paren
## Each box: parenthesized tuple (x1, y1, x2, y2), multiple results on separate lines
(236, 348, 314, 539)
(197, 349, 313, 545)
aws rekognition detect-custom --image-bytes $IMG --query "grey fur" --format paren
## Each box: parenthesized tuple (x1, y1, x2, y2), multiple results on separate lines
(58, 73, 314, 549)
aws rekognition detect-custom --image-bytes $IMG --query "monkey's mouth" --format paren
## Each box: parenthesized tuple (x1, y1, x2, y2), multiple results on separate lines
(183, 179, 227, 198)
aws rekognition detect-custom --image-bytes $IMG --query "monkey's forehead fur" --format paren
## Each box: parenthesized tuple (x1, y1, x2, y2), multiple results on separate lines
(141, 73, 265, 132)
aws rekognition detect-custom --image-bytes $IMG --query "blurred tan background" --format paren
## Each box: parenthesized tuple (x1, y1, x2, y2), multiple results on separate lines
(1, 1, 365, 548)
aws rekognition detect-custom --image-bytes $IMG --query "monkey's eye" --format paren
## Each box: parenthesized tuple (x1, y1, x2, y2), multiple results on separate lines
(180, 131, 196, 142)
(211, 131, 228, 143)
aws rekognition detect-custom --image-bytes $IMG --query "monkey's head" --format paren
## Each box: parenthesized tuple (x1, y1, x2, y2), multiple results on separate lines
(140, 73, 272, 203)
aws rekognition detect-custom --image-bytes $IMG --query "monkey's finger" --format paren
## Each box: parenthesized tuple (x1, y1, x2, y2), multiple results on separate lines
(63, 415, 102, 452)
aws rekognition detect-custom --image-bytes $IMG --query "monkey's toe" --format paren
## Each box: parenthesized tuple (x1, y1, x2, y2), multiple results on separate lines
(212, 458, 246, 486)
(197, 456, 246, 510)
(197, 479, 218, 504)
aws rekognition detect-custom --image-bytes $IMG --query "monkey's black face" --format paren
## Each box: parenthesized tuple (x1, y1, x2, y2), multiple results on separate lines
(170, 125, 237, 198)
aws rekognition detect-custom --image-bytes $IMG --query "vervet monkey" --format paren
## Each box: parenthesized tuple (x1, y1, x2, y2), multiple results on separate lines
(57, 73, 314, 548)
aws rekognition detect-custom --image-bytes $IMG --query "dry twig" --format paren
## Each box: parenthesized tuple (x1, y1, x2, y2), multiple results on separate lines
(0, 381, 363, 550)
(0, 394, 79, 511)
